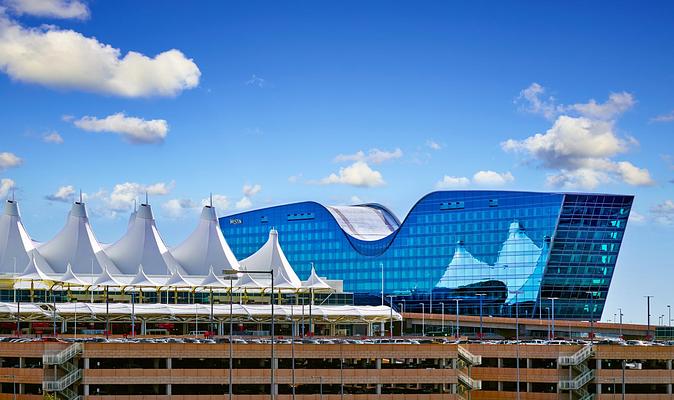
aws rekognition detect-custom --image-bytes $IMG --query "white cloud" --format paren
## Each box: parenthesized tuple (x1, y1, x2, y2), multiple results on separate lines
(73, 113, 168, 144)
(629, 211, 646, 224)
(651, 200, 674, 225)
(288, 174, 302, 183)
(242, 183, 261, 197)
(105, 181, 174, 212)
(652, 110, 674, 123)
(202, 194, 229, 211)
(516, 82, 635, 121)
(45, 184, 75, 202)
(5, 0, 89, 19)
(435, 175, 470, 189)
(0, 151, 22, 170)
(516, 82, 559, 120)
(320, 161, 385, 187)
(235, 184, 261, 210)
(472, 170, 514, 186)
(334, 148, 403, 164)
(42, 131, 63, 144)
(567, 92, 635, 120)
(426, 140, 442, 150)
(235, 196, 252, 210)
(0, 178, 15, 198)
(245, 74, 266, 88)
(0, 12, 200, 97)
(162, 198, 198, 218)
(505, 84, 653, 189)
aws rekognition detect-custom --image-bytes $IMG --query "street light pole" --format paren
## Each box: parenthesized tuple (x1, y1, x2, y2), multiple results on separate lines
(387, 295, 394, 338)
(586, 291, 596, 344)
(618, 308, 623, 339)
(548, 297, 558, 339)
(477, 294, 486, 339)
(645, 295, 654, 340)
(440, 302, 444, 336)
(420, 303, 425, 336)
(454, 299, 461, 339)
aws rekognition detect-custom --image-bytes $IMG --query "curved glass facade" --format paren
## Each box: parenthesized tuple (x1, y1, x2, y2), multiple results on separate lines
(221, 191, 633, 320)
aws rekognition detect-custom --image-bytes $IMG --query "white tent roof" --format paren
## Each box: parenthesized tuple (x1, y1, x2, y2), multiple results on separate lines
(0, 200, 39, 275)
(17, 254, 54, 282)
(435, 241, 493, 289)
(198, 266, 229, 288)
(106, 203, 184, 276)
(93, 266, 123, 287)
(163, 269, 195, 288)
(6, 303, 401, 323)
(172, 205, 240, 275)
(302, 265, 334, 291)
(38, 202, 120, 275)
(57, 263, 87, 286)
(127, 265, 162, 288)
(239, 229, 301, 289)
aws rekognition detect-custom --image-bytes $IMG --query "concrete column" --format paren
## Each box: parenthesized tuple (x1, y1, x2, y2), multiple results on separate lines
(18, 357, 24, 394)
(219, 322, 224, 336)
(141, 319, 147, 335)
(667, 360, 672, 394)
(596, 358, 602, 394)
(376, 358, 382, 394)
(83, 358, 90, 396)
(166, 384, 172, 395)
(272, 358, 278, 396)
(526, 359, 532, 392)
(497, 358, 503, 391)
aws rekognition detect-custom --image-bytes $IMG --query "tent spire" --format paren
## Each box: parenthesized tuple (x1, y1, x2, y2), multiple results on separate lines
(145, 191, 149, 205)
(79, 189, 83, 203)
(209, 192, 213, 207)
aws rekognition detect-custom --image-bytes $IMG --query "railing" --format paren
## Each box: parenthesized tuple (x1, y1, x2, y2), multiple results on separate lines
(43, 343, 82, 365)
(42, 369, 82, 392)
(558, 344, 592, 366)
(457, 370, 482, 390)
(559, 369, 594, 390)
(61, 387, 81, 400)
(457, 346, 482, 366)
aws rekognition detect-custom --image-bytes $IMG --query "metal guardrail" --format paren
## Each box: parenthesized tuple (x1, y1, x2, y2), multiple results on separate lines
(559, 369, 594, 390)
(43, 343, 82, 365)
(457, 346, 482, 366)
(457, 370, 482, 390)
(43, 369, 82, 392)
(558, 344, 592, 366)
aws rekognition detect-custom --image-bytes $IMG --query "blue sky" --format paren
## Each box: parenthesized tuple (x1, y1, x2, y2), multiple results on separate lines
(1, 1, 673, 323)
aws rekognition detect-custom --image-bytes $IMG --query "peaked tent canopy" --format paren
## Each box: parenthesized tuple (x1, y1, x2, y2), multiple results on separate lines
(163, 269, 195, 288)
(106, 203, 184, 276)
(302, 265, 333, 292)
(198, 266, 229, 289)
(93, 266, 123, 287)
(172, 205, 240, 276)
(127, 265, 162, 288)
(37, 201, 120, 275)
(239, 229, 302, 289)
(17, 254, 53, 282)
(57, 263, 87, 286)
(0, 200, 39, 275)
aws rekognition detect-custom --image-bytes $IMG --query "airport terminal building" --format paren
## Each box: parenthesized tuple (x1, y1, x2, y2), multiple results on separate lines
(222, 191, 633, 321)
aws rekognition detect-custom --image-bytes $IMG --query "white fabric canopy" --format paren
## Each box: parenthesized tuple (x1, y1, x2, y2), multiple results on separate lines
(105, 203, 184, 276)
(172, 205, 240, 275)
(37, 201, 119, 275)
(127, 265, 162, 288)
(0, 302, 401, 323)
(93, 266, 123, 287)
(239, 229, 301, 289)
(0, 200, 38, 275)
(302, 265, 333, 292)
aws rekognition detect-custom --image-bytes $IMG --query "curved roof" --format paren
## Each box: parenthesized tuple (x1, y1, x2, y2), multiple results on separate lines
(0, 200, 37, 275)
(326, 204, 400, 241)
(239, 229, 301, 289)
(172, 205, 240, 275)
(38, 202, 119, 275)
(105, 203, 184, 276)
